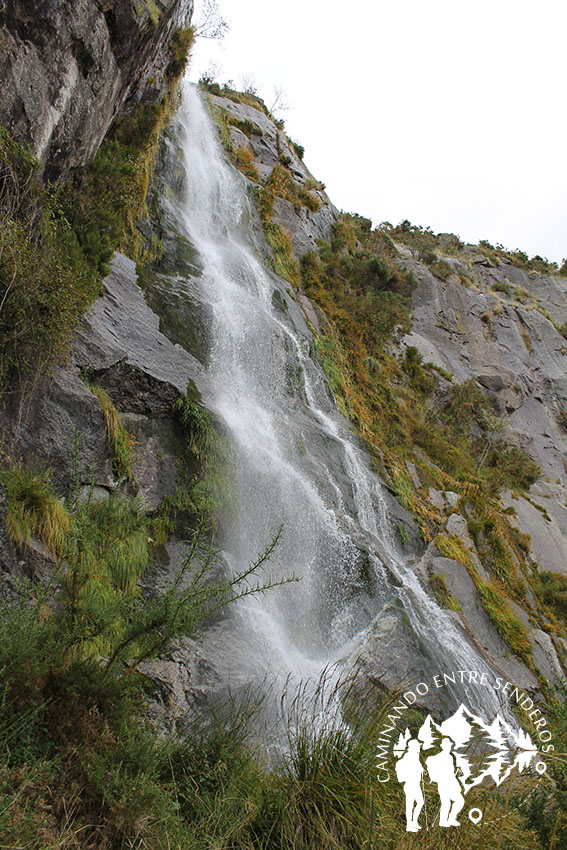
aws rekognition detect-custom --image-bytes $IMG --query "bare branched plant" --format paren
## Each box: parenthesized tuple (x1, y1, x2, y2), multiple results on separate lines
(193, 0, 229, 40)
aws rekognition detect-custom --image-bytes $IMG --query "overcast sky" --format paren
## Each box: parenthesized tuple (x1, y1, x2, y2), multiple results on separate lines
(189, 0, 566, 263)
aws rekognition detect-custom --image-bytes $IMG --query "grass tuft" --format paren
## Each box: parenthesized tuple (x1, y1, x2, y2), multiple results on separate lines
(85, 383, 134, 479)
(4, 462, 71, 555)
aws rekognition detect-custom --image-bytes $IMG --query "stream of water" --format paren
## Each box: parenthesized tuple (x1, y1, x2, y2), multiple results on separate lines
(167, 82, 509, 721)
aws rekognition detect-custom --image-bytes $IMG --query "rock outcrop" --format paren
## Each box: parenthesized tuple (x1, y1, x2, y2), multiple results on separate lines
(400, 253, 567, 578)
(0, 0, 193, 178)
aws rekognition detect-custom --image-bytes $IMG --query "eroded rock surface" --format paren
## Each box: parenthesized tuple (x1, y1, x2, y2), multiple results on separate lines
(0, 0, 193, 178)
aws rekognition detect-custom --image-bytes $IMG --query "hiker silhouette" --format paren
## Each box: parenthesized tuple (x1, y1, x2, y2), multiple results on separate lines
(426, 737, 465, 827)
(395, 738, 424, 832)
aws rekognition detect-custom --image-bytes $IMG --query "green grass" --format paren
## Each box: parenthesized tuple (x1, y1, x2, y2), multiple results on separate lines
(532, 572, 567, 625)
(0, 511, 294, 849)
(3, 462, 71, 556)
(170, 392, 236, 535)
(476, 579, 533, 662)
(430, 572, 463, 611)
(85, 383, 134, 479)
(0, 444, 560, 849)
(0, 129, 100, 389)
(173, 392, 218, 463)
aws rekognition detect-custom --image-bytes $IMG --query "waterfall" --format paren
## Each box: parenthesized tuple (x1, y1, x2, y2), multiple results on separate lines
(164, 82, 509, 720)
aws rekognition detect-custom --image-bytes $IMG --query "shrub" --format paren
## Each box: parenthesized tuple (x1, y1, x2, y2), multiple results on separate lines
(426, 257, 453, 281)
(0, 130, 99, 387)
(492, 280, 511, 295)
(0, 517, 292, 848)
(166, 27, 194, 81)
(291, 140, 305, 159)
(476, 580, 532, 661)
(234, 145, 260, 182)
(3, 461, 71, 556)
(532, 572, 567, 623)
(173, 393, 217, 462)
(396, 522, 410, 546)
(0, 25, 193, 391)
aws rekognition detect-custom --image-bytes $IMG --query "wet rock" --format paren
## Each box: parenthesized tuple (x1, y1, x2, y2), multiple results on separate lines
(121, 412, 183, 512)
(208, 93, 339, 263)
(3, 365, 113, 493)
(349, 602, 439, 694)
(297, 294, 323, 334)
(74, 253, 206, 409)
(425, 556, 538, 691)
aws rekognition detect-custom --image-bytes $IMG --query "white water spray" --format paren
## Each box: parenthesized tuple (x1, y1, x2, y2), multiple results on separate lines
(167, 83, 509, 719)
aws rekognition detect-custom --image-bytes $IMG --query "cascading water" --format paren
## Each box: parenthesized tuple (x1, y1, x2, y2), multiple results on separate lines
(165, 81, 509, 720)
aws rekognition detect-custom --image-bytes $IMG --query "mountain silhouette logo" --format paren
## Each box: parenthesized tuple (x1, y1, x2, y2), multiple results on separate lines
(392, 703, 541, 831)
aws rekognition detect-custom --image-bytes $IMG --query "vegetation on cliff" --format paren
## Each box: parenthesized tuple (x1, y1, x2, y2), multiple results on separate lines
(0, 26, 194, 393)
(1, 56, 566, 850)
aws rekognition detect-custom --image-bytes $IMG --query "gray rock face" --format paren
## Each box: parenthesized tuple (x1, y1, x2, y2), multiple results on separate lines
(75, 253, 206, 409)
(0, 0, 193, 178)
(424, 556, 537, 690)
(501, 490, 567, 576)
(0, 253, 202, 533)
(349, 602, 438, 694)
(403, 258, 567, 489)
(207, 93, 339, 262)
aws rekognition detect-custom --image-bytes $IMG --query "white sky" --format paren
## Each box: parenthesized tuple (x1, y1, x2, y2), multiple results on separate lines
(189, 0, 567, 263)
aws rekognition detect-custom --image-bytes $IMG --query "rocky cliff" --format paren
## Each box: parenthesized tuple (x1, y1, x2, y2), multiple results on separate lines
(2, 75, 567, 708)
(0, 0, 193, 178)
(2, 14, 567, 847)
(193, 85, 567, 695)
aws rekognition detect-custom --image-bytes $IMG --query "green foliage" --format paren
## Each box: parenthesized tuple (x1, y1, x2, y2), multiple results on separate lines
(532, 572, 567, 624)
(522, 682, 567, 846)
(171, 393, 235, 533)
(386, 220, 560, 277)
(63, 94, 176, 273)
(264, 162, 321, 215)
(263, 215, 301, 286)
(430, 572, 463, 611)
(291, 139, 305, 159)
(427, 257, 453, 281)
(476, 580, 532, 661)
(227, 116, 258, 137)
(173, 393, 216, 462)
(0, 129, 99, 386)
(167, 26, 194, 81)
(402, 346, 435, 395)
(396, 522, 410, 546)
(435, 533, 474, 568)
(0, 520, 293, 848)
(85, 383, 134, 479)
(234, 145, 260, 182)
(0, 23, 192, 390)
(3, 461, 71, 555)
(442, 379, 540, 490)
(492, 280, 512, 295)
